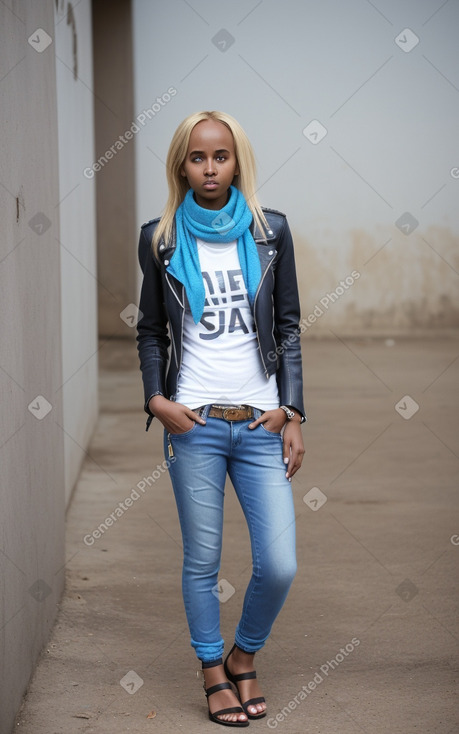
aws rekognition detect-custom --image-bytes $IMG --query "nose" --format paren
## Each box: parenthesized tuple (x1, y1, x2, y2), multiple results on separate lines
(204, 157, 216, 176)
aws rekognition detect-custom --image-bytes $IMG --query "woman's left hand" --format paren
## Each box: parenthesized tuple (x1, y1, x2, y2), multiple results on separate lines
(282, 420, 305, 479)
(248, 408, 287, 435)
(249, 408, 305, 479)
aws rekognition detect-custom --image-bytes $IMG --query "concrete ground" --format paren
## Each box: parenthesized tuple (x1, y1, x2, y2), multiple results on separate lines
(14, 335, 459, 734)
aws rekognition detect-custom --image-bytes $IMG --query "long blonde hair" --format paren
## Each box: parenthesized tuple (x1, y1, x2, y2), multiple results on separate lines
(152, 110, 269, 252)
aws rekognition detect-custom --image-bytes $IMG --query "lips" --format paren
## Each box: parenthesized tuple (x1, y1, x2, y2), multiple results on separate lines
(203, 181, 218, 189)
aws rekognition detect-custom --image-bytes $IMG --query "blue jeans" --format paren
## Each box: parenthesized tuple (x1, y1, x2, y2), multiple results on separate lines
(163, 405, 297, 663)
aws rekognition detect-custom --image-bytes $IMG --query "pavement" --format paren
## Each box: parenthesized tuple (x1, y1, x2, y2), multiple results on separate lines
(13, 335, 459, 734)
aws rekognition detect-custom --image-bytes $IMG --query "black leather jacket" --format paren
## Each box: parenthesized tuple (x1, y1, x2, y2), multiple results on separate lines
(136, 208, 305, 431)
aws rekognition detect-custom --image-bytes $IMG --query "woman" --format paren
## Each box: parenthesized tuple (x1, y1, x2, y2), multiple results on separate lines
(136, 110, 305, 726)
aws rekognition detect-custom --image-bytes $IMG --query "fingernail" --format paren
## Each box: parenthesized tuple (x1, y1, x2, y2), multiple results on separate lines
(284, 458, 289, 464)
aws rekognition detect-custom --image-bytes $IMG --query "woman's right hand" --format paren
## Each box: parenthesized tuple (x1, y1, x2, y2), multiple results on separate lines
(148, 395, 206, 434)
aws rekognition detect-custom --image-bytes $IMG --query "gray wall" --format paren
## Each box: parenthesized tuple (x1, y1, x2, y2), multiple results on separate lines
(133, 0, 459, 334)
(56, 0, 99, 505)
(0, 1, 97, 731)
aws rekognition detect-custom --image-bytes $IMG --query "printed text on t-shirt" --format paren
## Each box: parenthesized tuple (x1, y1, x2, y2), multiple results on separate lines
(199, 268, 253, 340)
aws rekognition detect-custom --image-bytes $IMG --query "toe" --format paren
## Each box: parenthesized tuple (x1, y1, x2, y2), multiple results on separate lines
(219, 712, 247, 723)
(247, 701, 266, 716)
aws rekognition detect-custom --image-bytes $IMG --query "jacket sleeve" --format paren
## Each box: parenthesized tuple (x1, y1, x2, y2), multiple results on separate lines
(272, 216, 306, 422)
(136, 225, 170, 426)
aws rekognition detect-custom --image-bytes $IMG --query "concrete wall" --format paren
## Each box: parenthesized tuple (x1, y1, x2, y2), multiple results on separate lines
(55, 0, 99, 505)
(0, 2, 64, 731)
(92, 0, 138, 338)
(132, 0, 459, 334)
(0, 1, 97, 731)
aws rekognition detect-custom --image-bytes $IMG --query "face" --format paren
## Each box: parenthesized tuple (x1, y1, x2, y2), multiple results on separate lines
(180, 119, 239, 210)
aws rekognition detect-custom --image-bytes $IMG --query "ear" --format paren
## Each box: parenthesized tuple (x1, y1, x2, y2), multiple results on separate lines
(180, 168, 187, 178)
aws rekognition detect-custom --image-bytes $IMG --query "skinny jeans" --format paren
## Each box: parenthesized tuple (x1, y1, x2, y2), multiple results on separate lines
(164, 405, 297, 662)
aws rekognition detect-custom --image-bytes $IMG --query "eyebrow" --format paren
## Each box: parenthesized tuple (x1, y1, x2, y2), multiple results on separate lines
(189, 148, 231, 156)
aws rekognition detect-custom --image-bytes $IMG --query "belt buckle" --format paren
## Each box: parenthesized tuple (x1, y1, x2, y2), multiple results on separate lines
(223, 407, 242, 421)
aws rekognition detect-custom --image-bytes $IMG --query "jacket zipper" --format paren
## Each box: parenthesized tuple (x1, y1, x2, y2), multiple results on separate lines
(167, 433, 174, 458)
(174, 300, 185, 395)
(165, 271, 184, 309)
(252, 253, 275, 378)
(165, 272, 183, 371)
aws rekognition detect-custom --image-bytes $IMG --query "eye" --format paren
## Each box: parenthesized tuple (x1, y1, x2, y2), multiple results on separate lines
(191, 155, 203, 162)
(216, 155, 226, 162)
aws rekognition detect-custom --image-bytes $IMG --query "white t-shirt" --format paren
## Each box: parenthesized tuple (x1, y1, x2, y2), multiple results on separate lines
(175, 239, 279, 410)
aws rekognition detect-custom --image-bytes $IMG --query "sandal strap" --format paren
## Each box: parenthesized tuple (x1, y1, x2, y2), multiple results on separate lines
(206, 681, 233, 698)
(230, 670, 257, 682)
(202, 657, 223, 669)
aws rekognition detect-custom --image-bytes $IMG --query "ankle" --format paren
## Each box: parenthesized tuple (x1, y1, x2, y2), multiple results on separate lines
(202, 663, 226, 688)
(229, 644, 255, 670)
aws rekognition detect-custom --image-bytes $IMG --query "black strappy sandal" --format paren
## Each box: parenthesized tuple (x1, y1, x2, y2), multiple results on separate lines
(223, 643, 266, 720)
(202, 658, 249, 727)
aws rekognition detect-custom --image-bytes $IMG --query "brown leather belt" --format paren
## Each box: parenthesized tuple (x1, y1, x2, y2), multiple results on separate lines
(195, 404, 257, 421)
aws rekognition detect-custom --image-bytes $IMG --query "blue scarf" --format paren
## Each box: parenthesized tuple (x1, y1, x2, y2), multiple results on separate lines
(167, 185, 261, 324)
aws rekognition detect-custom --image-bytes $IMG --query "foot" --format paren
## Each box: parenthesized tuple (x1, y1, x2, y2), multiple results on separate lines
(203, 664, 249, 725)
(225, 646, 267, 717)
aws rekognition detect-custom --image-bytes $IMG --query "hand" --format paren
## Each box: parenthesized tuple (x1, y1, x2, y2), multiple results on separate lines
(283, 419, 305, 479)
(148, 395, 206, 434)
(248, 408, 287, 434)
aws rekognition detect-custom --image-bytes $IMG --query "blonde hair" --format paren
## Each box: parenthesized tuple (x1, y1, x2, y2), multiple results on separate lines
(152, 110, 269, 252)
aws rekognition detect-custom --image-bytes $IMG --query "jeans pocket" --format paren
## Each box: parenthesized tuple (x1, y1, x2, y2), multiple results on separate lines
(169, 421, 199, 438)
(259, 423, 282, 437)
